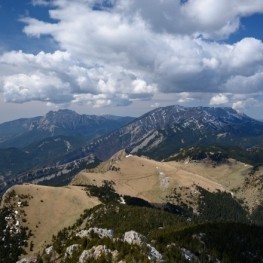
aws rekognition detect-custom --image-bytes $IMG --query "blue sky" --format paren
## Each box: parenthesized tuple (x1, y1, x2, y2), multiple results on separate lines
(0, 0, 263, 122)
(0, 0, 55, 53)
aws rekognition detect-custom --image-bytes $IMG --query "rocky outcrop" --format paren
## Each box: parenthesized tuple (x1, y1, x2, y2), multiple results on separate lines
(64, 244, 81, 259)
(147, 244, 163, 261)
(123, 230, 148, 246)
(123, 230, 162, 262)
(76, 227, 114, 239)
(44, 246, 60, 261)
(16, 259, 36, 263)
(78, 245, 117, 263)
(40, 228, 162, 263)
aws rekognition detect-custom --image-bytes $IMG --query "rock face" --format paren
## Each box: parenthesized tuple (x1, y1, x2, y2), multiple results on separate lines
(123, 231, 163, 262)
(64, 244, 81, 259)
(45, 246, 53, 255)
(123, 230, 148, 246)
(16, 259, 36, 263)
(78, 245, 116, 263)
(76, 227, 114, 239)
(40, 228, 163, 263)
(147, 244, 163, 261)
(44, 246, 60, 262)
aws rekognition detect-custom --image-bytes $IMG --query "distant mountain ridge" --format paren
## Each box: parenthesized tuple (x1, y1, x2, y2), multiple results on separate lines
(63, 105, 263, 162)
(0, 109, 134, 148)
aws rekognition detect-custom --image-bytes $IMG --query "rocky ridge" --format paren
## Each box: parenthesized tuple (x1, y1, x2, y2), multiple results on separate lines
(64, 105, 263, 162)
(18, 228, 163, 263)
(0, 109, 134, 148)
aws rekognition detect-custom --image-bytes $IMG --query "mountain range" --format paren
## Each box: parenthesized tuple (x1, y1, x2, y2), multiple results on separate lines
(0, 109, 134, 148)
(1, 105, 263, 262)
(61, 105, 263, 162)
(1, 106, 263, 190)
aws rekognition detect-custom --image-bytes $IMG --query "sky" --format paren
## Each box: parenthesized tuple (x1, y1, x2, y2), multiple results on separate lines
(0, 0, 263, 123)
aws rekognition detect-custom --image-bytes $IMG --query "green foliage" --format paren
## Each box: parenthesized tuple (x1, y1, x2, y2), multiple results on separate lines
(168, 145, 263, 166)
(40, 197, 263, 263)
(42, 201, 263, 263)
(151, 223, 263, 263)
(0, 207, 29, 263)
(251, 205, 263, 226)
(85, 181, 154, 209)
(122, 195, 152, 208)
(171, 146, 228, 164)
(85, 180, 119, 203)
(52, 228, 70, 254)
(47, 203, 187, 263)
(162, 202, 194, 218)
(197, 187, 248, 223)
(84, 203, 186, 237)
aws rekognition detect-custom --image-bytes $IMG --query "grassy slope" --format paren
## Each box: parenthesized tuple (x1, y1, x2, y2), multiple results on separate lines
(72, 151, 255, 210)
(2, 184, 100, 255)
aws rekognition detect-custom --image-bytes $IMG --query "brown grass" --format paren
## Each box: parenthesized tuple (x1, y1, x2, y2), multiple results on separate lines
(72, 151, 248, 204)
(5, 184, 100, 256)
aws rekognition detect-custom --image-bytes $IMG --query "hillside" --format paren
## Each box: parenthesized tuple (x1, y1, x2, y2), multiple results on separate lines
(71, 150, 261, 211)
(1, 150, 263, 262)
(1, 184, 100, 257)
(34, 203, 263, 263)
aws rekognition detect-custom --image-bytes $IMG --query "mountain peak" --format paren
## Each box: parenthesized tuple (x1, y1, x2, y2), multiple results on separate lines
(45, 109, 79, 119)
(70, 104, 263, 161)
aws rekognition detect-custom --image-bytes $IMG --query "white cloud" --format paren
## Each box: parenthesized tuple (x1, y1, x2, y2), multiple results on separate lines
(209, 93, 229, 105)
(0, 50, 155, 106)
(181, 0, 263, 39)
(2, 73, 72, 103)
(177, 92, 195, 103)
(229, 38, 263, 70)
(124, 0, 263, 39)
(232, 98, 257, 111)
(0, 0, 263, 113)
(224, 72, 263, 93)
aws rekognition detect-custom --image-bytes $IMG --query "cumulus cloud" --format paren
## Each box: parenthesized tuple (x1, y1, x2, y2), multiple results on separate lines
(0, 0, 263, 112)
(224, 72, 263, 93)
(209, 93, 229, 105)
(2, 73, 72, 103)
(180, 0, 263, 39)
